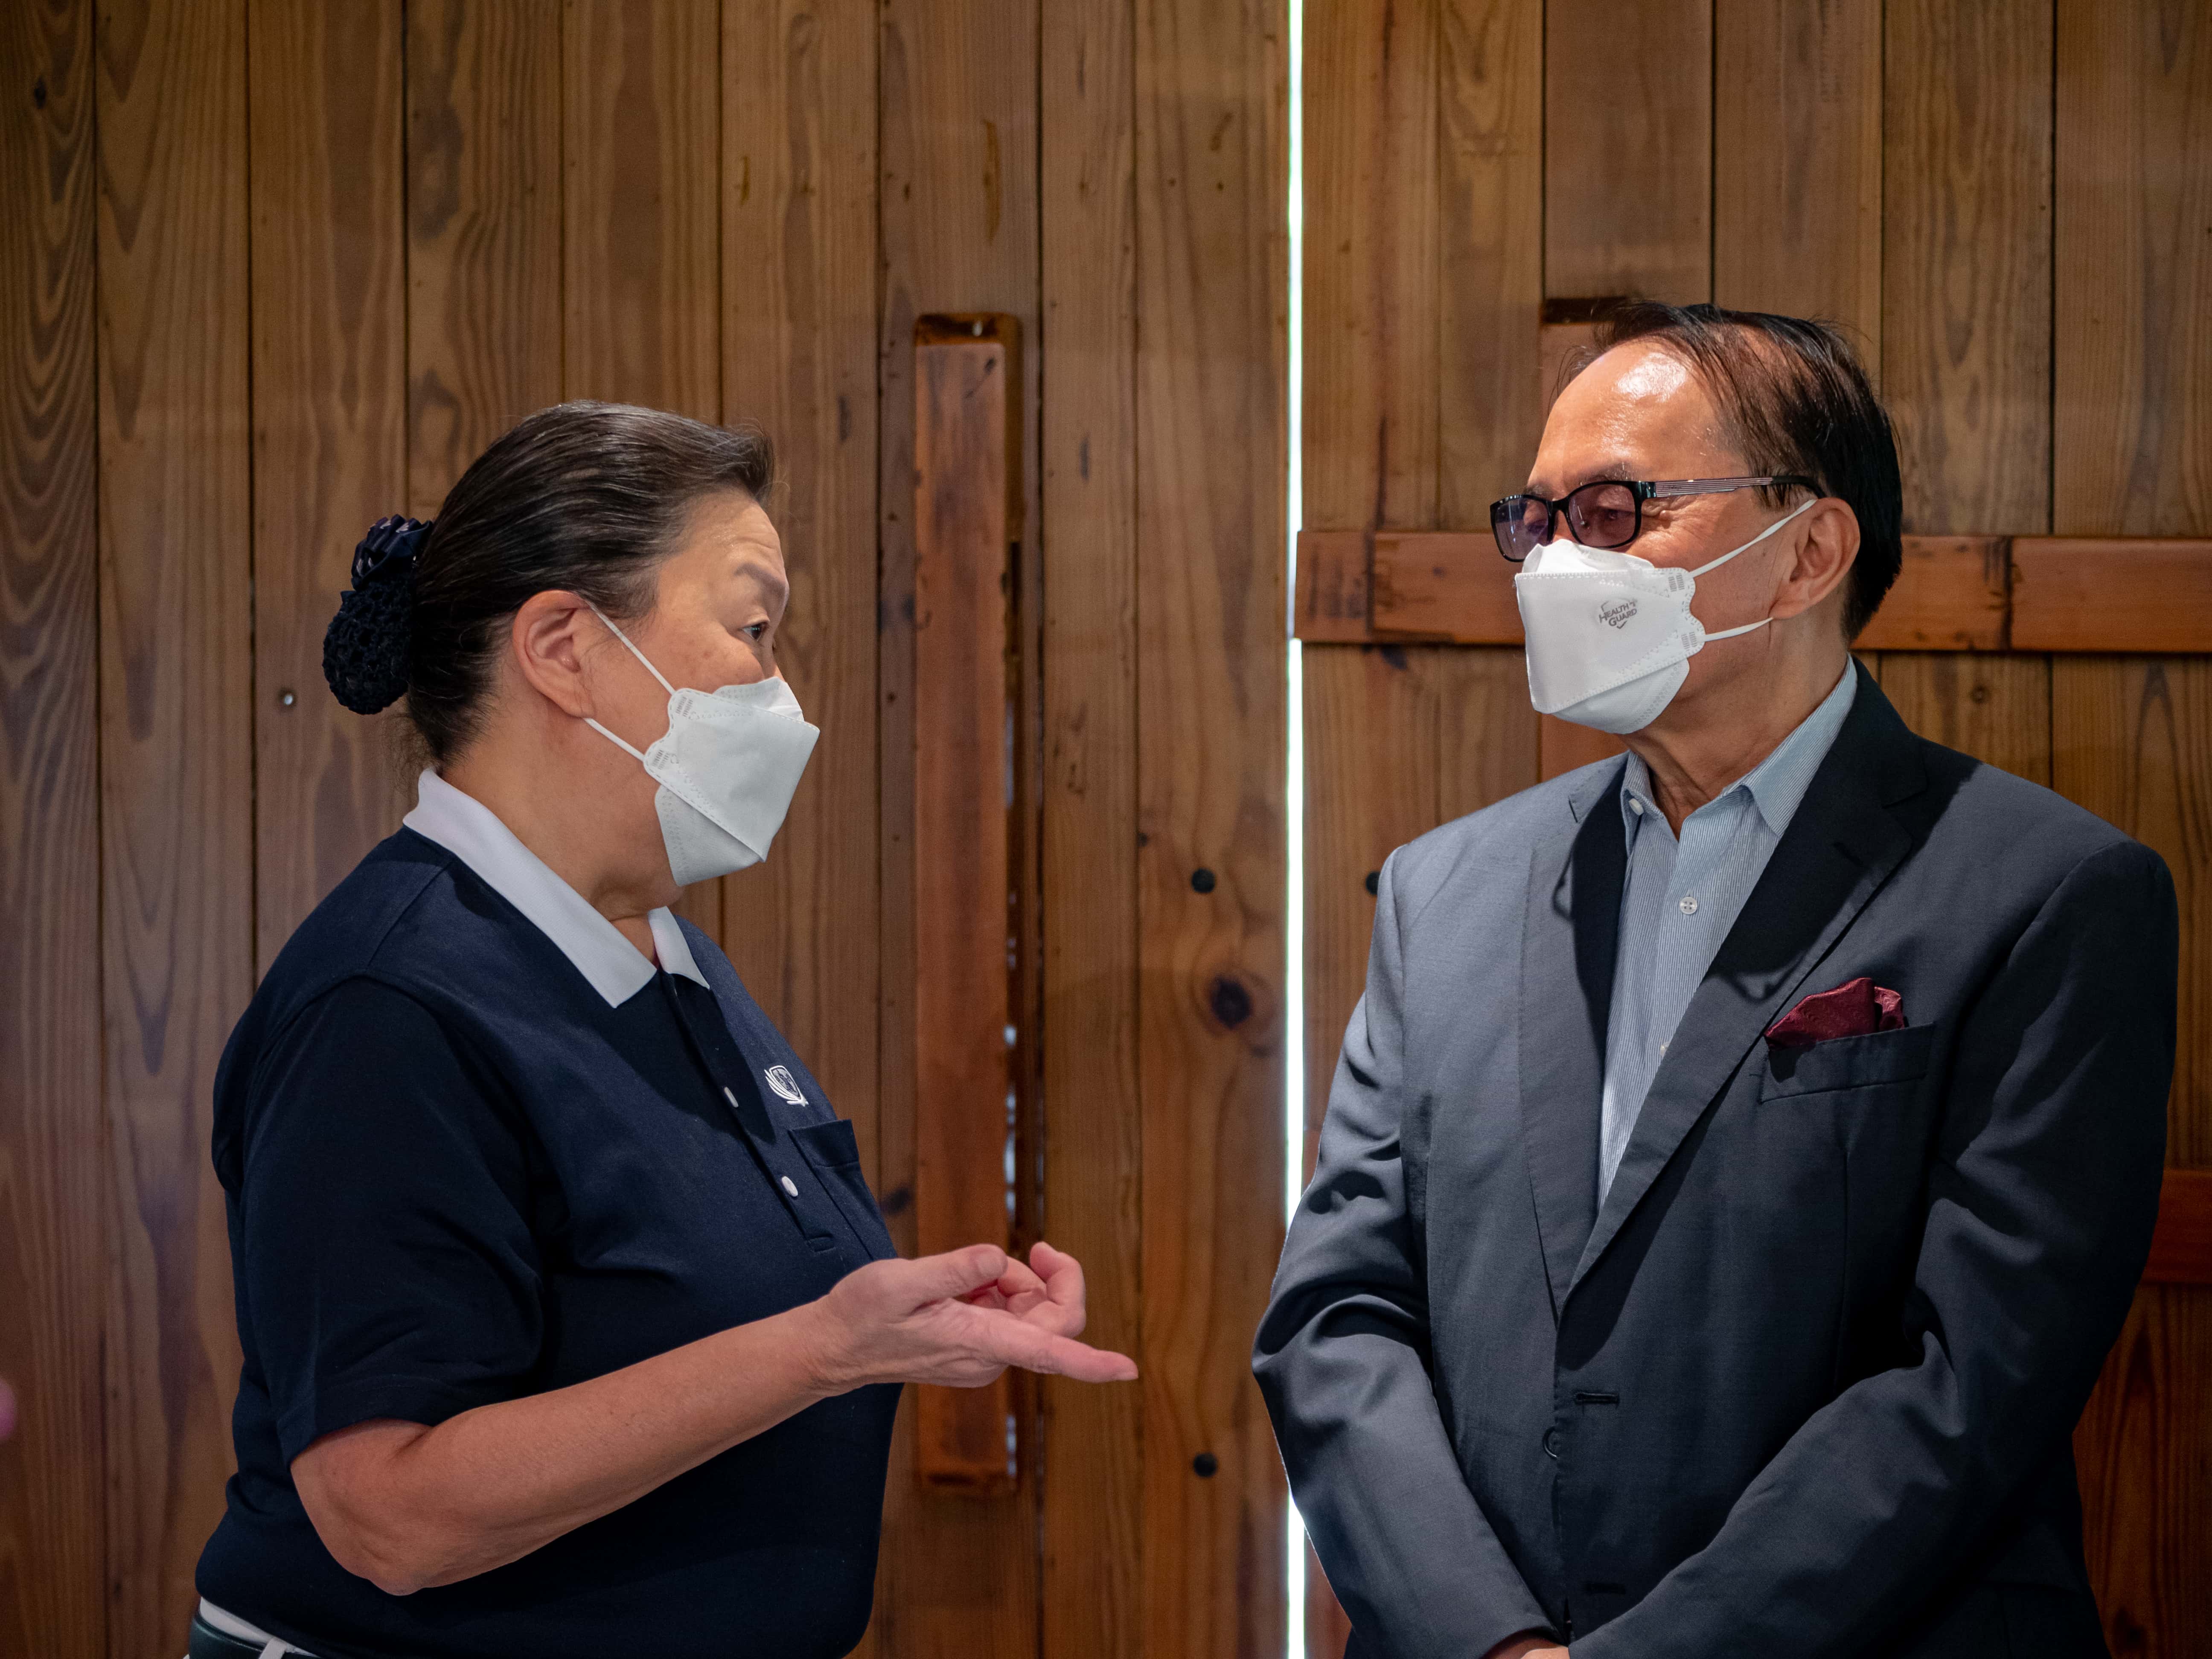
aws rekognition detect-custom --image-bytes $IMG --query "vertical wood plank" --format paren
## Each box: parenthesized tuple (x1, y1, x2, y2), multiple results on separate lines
(2072, 1287, 2212, 1659)
(0, 0, 104, 1650)
(1435, 0, 1543, 526)
(1135, 0, 1288, 1652)
(561, 0, 722, 939)
(1039, 0, 1145, 1650)
(910, 325, 1018, 1497)
(1544, 0, 1711, 303)
(1303, 0, 1439, 530)
(1883, 0, 2053, 537)
(2053, 656, 2212, 1652)
(96, 0, 254, 1647)
(561, 0, 719, 420)
(1713, 0, 1883, 357)
(247, 0, 409, 966)
(2054, 0, 2212, 538)
(1874, 653, 2052, 786)
(406, 0, 563, 516)
(720, 0, 882, 1228)
(876, 0, 1042, 1647)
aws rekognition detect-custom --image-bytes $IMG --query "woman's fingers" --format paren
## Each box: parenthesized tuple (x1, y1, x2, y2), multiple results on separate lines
(959, 1301, 1136, 1382)
(1011, 1241, 1089, 1338)
(902, 1244, 1010, 1307)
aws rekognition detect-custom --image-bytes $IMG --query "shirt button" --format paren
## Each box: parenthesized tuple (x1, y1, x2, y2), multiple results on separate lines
(1543, 1426, 1563, 1459)
(1679, 894, 1699, 915)
(780, 1176, 799, 1198)
(1628, 798, 1644, 816)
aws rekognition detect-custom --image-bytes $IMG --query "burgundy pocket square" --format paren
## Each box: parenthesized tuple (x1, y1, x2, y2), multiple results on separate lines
(1765, 977, 1905, 1048)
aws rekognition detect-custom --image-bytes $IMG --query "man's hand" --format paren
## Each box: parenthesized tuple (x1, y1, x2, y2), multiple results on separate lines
(1483, 1635, 1567, 1659)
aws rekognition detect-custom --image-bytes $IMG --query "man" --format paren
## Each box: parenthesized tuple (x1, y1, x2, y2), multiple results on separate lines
(1256, 303, 2174, 1656)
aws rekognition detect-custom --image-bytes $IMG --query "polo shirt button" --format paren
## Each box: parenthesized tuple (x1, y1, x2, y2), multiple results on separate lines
(780, 1176, 799, 1197)
(1543, 1427, 1562, 1459)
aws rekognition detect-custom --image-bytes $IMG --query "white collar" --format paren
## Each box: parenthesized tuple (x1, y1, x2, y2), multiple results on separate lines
(402, 770, 708, 1007)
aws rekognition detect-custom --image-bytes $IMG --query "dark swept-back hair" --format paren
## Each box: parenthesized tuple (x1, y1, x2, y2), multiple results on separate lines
(1591, 302, 1903, 639)
(405, 402, 774, 763)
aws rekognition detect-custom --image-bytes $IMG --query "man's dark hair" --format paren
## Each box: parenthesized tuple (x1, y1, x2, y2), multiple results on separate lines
(324, 402, 776, 764)
(1592, 302, 1903, 639)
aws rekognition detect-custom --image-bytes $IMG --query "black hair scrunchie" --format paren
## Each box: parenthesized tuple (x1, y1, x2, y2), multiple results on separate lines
(322, 515, 431, 714)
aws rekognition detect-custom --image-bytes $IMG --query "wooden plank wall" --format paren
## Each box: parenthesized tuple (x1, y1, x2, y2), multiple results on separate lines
(0, 1, 1286, 1656)
(1298, 3, 2212, 1653)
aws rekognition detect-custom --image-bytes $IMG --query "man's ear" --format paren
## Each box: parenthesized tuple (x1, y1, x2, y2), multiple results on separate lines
(1770, 498, 1860, 623)
(509, 590, 602, 719)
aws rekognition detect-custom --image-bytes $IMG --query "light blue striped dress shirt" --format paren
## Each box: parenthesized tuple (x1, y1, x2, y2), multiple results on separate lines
(1598, 666, 1859, 1199)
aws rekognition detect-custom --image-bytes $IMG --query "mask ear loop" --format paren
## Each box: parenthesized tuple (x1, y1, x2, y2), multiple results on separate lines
(1686, 495, 1821, 641)
(582, 601, 677, 761)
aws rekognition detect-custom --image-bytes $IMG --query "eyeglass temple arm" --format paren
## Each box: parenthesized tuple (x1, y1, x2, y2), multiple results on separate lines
(1647, 475, 1813, 499)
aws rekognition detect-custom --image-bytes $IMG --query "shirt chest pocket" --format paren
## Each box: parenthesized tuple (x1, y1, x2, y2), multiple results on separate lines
(790, 1119, 899, 1262)
(1758, 1022, 1937, 1101)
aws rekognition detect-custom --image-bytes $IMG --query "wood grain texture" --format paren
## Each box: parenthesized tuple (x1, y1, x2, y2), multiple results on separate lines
(0, 0, 103, 1650)
(1873, 653, 2052, 785)
(1371, 530, 1516, 641)
(1436, 0, 1543, 524)
(95, 0, 254, 1647)
(1039, 0, 1144, 1648)
(1302, 0, 1438, 529)
(1713, 0, 1883, 357)
(2072, 1286, 2212, 1656)
(2054, 0, 2212, 539)
(1134, 0, 1287, 1650)
(2144, 1170, 2212, 1285)
(406, 0, 563, 515)
(1300, 646, 1535, 1177)
(1294, 530, 1371, 642)
(1854, 537, 2009, 652)
(911, 326, 1018, 1497)
(1882, 0, 2053, 537)
(561, 0, 723, 941)
(720, 0, 882, 1205)
(875, 0, 1042, 1647)
(1537, 715, 1624, 783)
(2013, 540, 2212, 654)
(1543, 0, 1710, 302)
(247, 0, 410, 968)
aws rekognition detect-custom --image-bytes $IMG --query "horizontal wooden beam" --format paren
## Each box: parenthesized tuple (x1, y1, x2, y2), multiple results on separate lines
(1296, 531, 2212, 656)
(2012, 539, 2212, 653)
(2145, 1168, 2212, 1286)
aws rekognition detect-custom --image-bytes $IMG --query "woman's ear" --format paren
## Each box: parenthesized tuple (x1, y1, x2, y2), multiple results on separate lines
(508, 591, 602, 719)
(1771, 497, 1860, 622)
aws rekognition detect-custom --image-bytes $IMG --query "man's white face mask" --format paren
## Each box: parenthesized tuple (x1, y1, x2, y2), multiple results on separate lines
(1513, 496, 1817, 735)
(582, 604, 819, 886)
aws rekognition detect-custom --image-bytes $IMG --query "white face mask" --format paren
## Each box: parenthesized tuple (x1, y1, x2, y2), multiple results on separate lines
(583, 605, 819, 886)
(1512, 496, 1817, 735)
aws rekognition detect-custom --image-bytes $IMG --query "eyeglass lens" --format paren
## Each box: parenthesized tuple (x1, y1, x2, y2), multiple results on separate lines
(1493, 480, 1644, 560)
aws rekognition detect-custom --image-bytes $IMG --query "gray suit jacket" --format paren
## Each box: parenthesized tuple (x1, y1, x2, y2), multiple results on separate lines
(1256, 666, 2174, 1657)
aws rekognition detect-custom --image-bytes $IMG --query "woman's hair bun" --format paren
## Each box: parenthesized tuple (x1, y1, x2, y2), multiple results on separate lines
(323, 515, 431, 714)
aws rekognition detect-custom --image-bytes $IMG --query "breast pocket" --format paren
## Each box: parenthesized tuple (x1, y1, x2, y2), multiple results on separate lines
(1759, 1022, 1937, 1100)
(791, 1119, 899, 1262)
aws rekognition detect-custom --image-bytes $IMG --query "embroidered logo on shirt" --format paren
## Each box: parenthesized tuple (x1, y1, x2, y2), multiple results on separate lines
(765, 1065, 809, 1107)
(1598, 598, 1638, 629)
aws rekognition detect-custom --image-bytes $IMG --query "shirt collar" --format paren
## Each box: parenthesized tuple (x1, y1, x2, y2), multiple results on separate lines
(1619, 663, 1858, 838)
(402, 769, 708, 1007)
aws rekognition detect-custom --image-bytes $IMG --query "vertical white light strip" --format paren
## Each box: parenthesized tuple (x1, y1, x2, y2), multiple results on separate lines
(1283, 0, 1308, 1653)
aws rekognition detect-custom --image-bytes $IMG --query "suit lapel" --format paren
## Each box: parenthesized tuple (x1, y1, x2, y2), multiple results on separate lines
(1519, 759, 1629, 1318)
(1566, 668, 1927, 1299)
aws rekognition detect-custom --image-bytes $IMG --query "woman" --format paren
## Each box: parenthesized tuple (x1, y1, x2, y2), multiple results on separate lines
(190, 404, 1134, 1659)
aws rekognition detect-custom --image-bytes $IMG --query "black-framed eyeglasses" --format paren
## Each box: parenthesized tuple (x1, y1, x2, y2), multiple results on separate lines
(1489, 475, 1819, 562)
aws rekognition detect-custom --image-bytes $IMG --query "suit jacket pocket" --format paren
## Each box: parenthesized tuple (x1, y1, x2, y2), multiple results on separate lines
(1760, 1022, 1936, 1100)
(792, 1119, 899, 1261)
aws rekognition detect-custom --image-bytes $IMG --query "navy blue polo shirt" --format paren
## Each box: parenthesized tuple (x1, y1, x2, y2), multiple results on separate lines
(196, 817, 900, 1659)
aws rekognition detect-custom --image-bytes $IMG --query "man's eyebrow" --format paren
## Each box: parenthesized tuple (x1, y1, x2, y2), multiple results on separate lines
(1525, 460, 1642, 494)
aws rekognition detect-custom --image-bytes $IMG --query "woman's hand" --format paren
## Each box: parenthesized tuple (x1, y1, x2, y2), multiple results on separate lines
(801, 1242, 1137, 1391)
